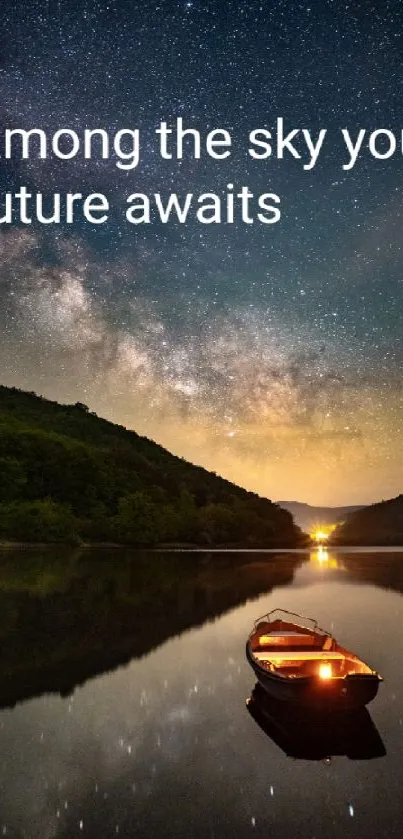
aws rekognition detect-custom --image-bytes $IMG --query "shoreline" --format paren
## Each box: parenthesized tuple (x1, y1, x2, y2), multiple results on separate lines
(0, 540, 307, 551)
(1, 541, 403, 552)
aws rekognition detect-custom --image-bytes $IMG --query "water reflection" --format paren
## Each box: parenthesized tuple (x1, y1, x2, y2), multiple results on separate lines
(0, 548, 307, 710)
(1, 547, 403, 712)
(311, 546, 346, 571)
(316, 545, 329, 563)
(246, 683, 386, 761)
(0, 548, 403, 838)
(309, 547, 403, 590)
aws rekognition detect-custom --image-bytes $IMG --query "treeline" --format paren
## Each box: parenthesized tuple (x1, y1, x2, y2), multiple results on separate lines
(0, 386, 304, 547)
(332, 494, 403, 546)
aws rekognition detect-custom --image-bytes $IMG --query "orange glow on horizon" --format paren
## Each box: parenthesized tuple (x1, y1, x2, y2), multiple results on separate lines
(313, 529, 329, 542)
(311, 523, 338, 543)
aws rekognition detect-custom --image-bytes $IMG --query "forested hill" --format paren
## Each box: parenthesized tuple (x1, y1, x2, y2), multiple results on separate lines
(0, 386, 304, 547)
(332, 495, 403, 546)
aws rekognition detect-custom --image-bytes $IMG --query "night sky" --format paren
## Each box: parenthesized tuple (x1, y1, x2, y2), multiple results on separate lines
(1, 0, 403, 506)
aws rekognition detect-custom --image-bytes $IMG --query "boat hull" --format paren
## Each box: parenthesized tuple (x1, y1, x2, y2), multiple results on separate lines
(246, 641, 380, 710)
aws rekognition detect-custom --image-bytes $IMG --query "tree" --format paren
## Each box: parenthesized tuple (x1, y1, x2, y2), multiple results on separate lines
(0, 458, 27, 501)
(114, 492, 160, 545)
(0, 499, 77, 543)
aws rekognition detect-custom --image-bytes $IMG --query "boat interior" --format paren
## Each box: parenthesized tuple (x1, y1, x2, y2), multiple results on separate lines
(249, 617, 374, 680)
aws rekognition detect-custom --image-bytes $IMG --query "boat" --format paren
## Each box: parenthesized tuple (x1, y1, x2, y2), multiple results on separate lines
(246, 683, 386, 761)
(245, 609, 382, 709)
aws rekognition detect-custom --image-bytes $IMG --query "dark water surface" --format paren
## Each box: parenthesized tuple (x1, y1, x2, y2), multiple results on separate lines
(0, 547, 402, 838)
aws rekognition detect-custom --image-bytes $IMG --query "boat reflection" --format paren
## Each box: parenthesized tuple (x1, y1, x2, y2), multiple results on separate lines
(246, 683, 386, 761)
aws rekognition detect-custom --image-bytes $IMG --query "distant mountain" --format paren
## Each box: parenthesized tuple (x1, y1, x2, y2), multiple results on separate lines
(332, 495, 403, 546)
(277, 501, 364, 533)
(0, 385, 304, 547)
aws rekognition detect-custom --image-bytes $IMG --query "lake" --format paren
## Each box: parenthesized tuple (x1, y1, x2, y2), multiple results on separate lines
(0, 547, 402, 838)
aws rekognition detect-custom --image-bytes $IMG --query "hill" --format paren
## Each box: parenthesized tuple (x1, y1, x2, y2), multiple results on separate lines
(332, 495, 403, 546)
(0, 385, 304, 547)
(277, 500, 364, 533)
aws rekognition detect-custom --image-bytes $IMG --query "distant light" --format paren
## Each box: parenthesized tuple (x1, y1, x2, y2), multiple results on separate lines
(313, 530, 329, 542)
(319, 663, 332, 680)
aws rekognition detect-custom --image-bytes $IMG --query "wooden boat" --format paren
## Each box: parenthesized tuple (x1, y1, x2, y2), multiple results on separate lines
(246, 609, 382, 710)
(246, 683, 386, 761)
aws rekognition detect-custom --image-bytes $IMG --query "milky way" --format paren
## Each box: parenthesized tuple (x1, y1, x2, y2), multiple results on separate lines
(1, 0, 403, 505)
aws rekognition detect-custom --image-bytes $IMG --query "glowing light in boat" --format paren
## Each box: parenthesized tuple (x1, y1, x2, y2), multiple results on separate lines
(318, 663, 332, 680)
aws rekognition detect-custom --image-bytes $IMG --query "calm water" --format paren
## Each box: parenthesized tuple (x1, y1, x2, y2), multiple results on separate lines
(0, 547, 402, 838)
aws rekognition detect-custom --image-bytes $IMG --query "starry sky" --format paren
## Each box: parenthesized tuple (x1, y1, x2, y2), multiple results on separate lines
(1, 0, 403, 506)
